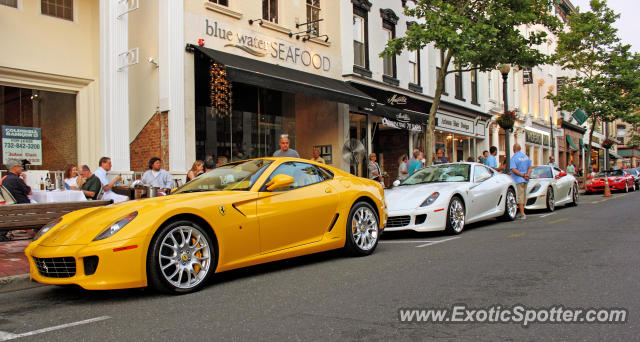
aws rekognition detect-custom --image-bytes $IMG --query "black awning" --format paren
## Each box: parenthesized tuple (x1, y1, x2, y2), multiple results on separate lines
(189, 45, 375, 108)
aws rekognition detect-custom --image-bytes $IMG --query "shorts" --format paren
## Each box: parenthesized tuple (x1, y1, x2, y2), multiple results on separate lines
(516, 183, 527, 204)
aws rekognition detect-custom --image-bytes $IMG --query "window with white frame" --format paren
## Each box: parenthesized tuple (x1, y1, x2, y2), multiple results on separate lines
(353, 14, 366, 67)
(306, 0, 320, 36)
(408, 50, 419, 85)
(0, 0, 17, 8)
(209, 0, 228, 6)
(382, 28, 394, 76)
(262, 0, 277, 23)
(41, 0, 73, 21)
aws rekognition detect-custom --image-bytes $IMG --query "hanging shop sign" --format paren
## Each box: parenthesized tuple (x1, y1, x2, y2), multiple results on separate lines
(2, 125, 42, 165)
(523, 67, 533, 85)
(525, 129, 543, 145)
(382, 117, 422, 132)
(435, 113, 474, 136)
(197, 17, 332, 72)
(556, 77, 567, 94)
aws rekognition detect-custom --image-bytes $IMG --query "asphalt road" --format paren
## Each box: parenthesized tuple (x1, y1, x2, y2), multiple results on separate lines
(1, 191, 639, 341)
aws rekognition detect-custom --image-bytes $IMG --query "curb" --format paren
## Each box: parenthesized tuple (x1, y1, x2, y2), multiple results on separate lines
(0, 273, 46, 293)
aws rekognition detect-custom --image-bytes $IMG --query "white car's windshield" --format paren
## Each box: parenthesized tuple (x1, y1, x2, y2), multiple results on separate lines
(173, 159, 273, 193)
(530, 166, 553, 179)
(402, 164, 470, 185)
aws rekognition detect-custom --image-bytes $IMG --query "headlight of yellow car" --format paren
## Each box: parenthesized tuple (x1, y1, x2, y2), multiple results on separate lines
(33, 217, 62, 241)
(93, 211, 138, 241)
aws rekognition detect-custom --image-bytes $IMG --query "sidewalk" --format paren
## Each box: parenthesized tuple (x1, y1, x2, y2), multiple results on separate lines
(0, 233, 43, 293)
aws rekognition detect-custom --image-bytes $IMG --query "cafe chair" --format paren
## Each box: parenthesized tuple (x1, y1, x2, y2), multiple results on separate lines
(0, 185, 16, 205)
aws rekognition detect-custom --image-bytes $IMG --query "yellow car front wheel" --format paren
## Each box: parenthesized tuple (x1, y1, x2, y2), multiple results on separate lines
(148, 220, 215, 294)
(344, 201, 379, 256)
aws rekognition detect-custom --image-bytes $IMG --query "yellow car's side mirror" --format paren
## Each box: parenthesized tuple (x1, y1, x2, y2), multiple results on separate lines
(266, 174, 295, 191)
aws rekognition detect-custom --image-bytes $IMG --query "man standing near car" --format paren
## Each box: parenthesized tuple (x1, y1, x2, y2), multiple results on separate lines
(510, 144, 532, 220)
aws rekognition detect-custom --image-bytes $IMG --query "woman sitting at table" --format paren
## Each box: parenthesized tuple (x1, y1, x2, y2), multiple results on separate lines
(64, 164, 84, 190)
(186, 160, 204, 183)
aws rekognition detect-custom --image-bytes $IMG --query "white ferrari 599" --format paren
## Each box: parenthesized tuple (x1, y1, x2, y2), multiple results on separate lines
(384, 163, 517, 234)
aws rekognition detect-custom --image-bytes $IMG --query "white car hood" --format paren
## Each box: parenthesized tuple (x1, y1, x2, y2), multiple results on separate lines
(385, 182, 466, 211)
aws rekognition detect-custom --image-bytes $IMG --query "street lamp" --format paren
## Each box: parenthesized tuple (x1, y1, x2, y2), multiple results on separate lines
(499, 64, 511, 172)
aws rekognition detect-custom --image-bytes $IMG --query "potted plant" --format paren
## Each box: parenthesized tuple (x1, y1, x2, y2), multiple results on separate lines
(601, 138, 616, 149)
(496, 110, 517, 130)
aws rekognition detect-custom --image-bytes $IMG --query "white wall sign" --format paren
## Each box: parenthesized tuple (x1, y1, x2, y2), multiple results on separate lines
(2, 125, 42, 166)
(436, 113, 474, 135)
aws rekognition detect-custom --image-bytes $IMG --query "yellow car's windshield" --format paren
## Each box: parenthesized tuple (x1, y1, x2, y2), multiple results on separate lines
(173, 159, 273, 193)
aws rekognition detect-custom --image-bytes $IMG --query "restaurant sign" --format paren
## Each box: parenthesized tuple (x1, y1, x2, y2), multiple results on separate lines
(435, 114, 474, 135)
(382, 117, 422, 132)
(2, 125, 42, 165)
(525, 129, 544, 145)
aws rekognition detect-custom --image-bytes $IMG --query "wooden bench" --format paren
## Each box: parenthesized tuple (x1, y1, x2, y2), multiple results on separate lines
(0, 200, 113, 232)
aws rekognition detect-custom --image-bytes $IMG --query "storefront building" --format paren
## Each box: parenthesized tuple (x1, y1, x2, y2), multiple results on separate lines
(618, 147, 640, 168)
(560, 120, 586, 173)
(1, 1, 102, 172)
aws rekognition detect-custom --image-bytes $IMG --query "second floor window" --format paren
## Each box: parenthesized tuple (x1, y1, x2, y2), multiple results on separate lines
(209, 0, 228, 6)
(437, 51, 448, 95)
(382, 28, 394, 77)
(454, 64, 463, 100)
(262, 0, 277, 23)
(0, 0, 17, 8)
(353, 14, 366, 68)
(408, 50, 420, 85)
(306, 0, 320, 36)
(471, 69, 478, 104)
(41, 0, 73, 21)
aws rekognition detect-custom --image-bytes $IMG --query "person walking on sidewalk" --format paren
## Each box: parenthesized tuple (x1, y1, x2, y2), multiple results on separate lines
(510, 144, 532, 220)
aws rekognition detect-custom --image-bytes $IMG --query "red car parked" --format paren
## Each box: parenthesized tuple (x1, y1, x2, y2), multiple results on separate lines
(586, 170, 636, 193)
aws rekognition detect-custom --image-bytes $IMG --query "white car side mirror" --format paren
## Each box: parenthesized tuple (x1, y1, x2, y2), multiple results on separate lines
(393, 180, 401, 187)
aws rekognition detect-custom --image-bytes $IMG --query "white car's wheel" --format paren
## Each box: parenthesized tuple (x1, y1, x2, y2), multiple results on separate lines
(569, 184, 579, 207)
(502, 187, 517, 220)
(445, 197, 465, 235)
(546, 187, 555, 212)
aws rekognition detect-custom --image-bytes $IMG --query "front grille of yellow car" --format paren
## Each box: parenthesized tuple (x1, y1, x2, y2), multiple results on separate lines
(386, 215, 411, 228)
(33, 257, 76, 278)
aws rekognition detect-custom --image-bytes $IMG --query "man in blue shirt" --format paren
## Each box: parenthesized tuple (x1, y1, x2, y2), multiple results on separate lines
(486, 146, 498, 168)
(510, 144, 532, 219)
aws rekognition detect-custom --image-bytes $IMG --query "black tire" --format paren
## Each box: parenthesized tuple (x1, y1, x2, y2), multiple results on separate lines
(147, 220, 216, 294)
(445, 196, 465, 235)
(568, 184, 579, 207)
(344, 201, 380, 256)
(501, 187, 517, 221)
(624, 182, 629, 193)
(546, 187, 555, 212)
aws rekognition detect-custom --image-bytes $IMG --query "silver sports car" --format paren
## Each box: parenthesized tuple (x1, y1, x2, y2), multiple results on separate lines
(384, 163, 517, 234)
(525, 165, 579, 211)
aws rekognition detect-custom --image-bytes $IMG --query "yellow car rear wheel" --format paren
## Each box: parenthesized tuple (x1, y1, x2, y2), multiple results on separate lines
(148, 220, 216, 294)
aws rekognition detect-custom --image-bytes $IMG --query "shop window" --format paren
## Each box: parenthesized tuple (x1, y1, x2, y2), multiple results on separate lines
(41, 0, 73, 21)
(0, 0, 17, 8)
(470, 69, 479, 105)
(306, 0, 321, 36)
(262, 0, 277, 23)
(0, 86, 77, 171)
(209, 0, 228, 6)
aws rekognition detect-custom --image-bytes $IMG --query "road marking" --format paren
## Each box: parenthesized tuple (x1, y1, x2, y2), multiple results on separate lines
(379, 240, 445, 244)
(509, 233, 525, 238)
(539, 213, 555, 218)
(416, 237, 460, 248)
(547, 218, 568, 224)
(0, 316, 111, 341)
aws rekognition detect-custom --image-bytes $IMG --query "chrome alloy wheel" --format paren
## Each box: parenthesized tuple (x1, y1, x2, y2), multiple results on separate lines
(449, 198, 465, 233)
(506, 190, 518, 219)
(573, 185, 579, 204)
(547, 188, 555, 211)
(351, 206, 379, 251)
(158, 226, 212, 290)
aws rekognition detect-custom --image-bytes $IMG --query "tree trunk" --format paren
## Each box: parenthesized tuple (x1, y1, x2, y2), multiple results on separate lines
(424, 51, 452, 166)
(583, 119, 596, 185)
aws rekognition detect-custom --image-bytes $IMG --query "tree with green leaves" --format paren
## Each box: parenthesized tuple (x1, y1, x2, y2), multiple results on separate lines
(549, 0, 640, 182)
(382, 0, 561, 166)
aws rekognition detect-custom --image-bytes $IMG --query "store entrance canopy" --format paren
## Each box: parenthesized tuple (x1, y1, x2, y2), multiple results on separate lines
(566, 135, 579, 150)
(189, 44, 376, 109)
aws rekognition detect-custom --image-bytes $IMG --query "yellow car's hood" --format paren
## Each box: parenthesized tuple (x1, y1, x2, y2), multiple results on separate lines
(38, 191, 251, 247)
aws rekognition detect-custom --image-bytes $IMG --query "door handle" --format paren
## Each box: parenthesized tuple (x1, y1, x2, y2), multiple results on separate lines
(325, 187, 333, 193)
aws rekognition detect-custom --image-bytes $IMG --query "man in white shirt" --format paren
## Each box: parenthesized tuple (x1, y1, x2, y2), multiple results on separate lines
(95, 157, 128, 203)
(141, 157, 175, 194)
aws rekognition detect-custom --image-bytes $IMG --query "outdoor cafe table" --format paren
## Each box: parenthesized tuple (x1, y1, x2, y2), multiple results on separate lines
(29, 190, 86, 203)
